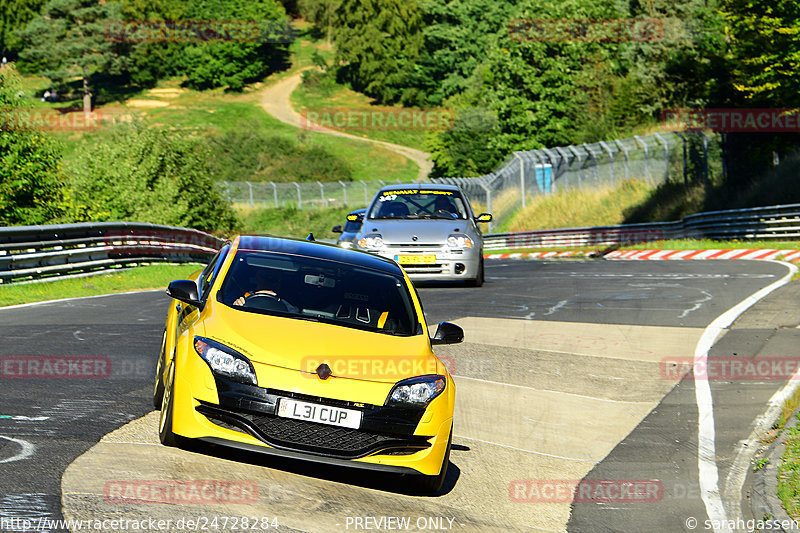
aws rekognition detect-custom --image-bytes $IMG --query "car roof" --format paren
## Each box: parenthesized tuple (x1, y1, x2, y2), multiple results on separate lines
(233, 235, 403, 275)
(377, 183, 462, 193)
(348, 208, 367, 215)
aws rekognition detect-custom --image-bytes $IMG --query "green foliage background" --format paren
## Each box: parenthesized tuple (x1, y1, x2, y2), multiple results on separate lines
(0, 65, 69, 225)
(3, 0, 800, 230)
(64, 122, 238, 231)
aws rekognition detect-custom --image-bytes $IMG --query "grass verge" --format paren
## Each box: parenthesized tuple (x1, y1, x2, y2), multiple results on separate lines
(57, 81, 417, 184)
(504, 180, 655, 232)
(779, 412, 800, 520)
(0, 263, 202, 307)
(236, 205, 353, 240)
(291, 75, 435, 153)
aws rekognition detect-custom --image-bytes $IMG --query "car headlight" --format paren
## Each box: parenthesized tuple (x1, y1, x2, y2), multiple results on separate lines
(340, 241, 354, 249)
(358, 234, 384, 249)
(386, 375, 446, 407)
(194, 337, 257, 385)
(447, 234, 473, 248)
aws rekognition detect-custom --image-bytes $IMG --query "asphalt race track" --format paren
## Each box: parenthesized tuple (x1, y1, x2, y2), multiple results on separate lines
(1, 258, 798, 532)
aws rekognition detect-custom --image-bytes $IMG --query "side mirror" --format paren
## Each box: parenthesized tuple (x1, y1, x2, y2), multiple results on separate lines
(431, 321, 464, 345)
(166, 280, 201, 308)
(476, 213, 493, 223)
(332, 225, 343, 233)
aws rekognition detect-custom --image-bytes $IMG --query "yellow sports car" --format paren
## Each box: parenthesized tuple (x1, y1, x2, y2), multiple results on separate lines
(153, 235, 462, 492)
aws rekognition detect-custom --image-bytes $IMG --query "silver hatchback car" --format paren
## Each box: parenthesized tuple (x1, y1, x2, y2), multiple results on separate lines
(355, 184, 492, 286)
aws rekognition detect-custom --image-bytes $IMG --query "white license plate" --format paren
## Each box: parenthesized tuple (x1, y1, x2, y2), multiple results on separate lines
(277, 398, 362, 429)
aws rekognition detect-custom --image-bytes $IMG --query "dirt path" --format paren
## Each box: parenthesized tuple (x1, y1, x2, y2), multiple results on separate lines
(260, 71, 433, 181)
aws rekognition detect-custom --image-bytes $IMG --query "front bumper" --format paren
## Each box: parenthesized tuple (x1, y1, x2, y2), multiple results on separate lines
(197, 377, 430, 459)
(170, 367, 453, 475)
(369, 245, 482, 281)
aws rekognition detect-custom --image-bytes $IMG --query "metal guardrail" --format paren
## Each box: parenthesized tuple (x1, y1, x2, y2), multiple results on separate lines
(482, 203, 800, 250)
(2, 202, 798, 284)
(0, 222, 223, 284)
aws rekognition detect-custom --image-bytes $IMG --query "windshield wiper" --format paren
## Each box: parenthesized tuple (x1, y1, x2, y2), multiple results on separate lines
(408, 213, 455, 220)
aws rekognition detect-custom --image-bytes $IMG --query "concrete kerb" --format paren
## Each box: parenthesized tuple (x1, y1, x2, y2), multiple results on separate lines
(748, 411, 799, 530)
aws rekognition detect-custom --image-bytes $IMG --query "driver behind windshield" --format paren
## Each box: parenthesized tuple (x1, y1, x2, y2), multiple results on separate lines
(433, 196, 459, 218)
(232, 268, 298, 312)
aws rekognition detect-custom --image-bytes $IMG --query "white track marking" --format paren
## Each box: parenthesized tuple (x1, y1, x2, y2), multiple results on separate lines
(721, 260, 800, 527)
(453, 375, 652, 404)
(544, 300, 569, 316)
(0, 289, 163, 311)
(693, 260, 797, 533)
(0, 415, 48, 421)
(453, 434, 597, 463)
(0, 436, 35, 463)
(680, 290, 714, 319)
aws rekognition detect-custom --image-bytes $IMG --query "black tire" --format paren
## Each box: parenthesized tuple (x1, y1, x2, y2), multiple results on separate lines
(158, 361, 178, 447)
(153, 330, 167, 410)
(468, 255, 484, 287)
(418, 426, 452, 495)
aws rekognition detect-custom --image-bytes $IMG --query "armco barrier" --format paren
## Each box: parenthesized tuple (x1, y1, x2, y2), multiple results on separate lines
(483, 203, 800, 250)
(2, 203, 799, 283)
(0, 222, 223, 284)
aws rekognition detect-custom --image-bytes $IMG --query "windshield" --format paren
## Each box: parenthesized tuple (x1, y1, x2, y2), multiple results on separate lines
(368, 188, 468, 220)
(343, 218, 362, 233)
(217, 251, 419, 336)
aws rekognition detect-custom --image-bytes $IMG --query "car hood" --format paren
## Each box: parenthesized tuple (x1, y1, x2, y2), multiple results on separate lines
(362, 219, 473, 244)
(204, 302, 439, 383)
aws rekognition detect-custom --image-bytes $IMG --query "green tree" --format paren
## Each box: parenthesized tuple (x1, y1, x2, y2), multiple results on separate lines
(723, 0, 800, 107)
(332, 0, 424, 103)
(119, 0, 292, 91)
(427, 106, 502, 178)
(401, 0, 516, 106)
(178, 0, 292, 90)
(424, 0, 729, 176)
(299, 0, 340, 42)
(0, 0, 43, 59)
(18, 0, 130, 113)
(0, 65, 69, 225)
(425, 0, 623, 176)
(65, 123, 237, 232)
(717, 0, 800, 193)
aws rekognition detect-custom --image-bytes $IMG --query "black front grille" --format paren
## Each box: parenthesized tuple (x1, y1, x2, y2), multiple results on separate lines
(197, 403, 430, 459)
(385, 243, 441, 248)
(243, 413, 390, 453)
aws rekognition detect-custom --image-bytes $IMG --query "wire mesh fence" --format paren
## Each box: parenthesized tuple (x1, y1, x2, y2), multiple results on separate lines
(217, 131, 723, 233)
(432, 131, 723, 231)
(218, 180, 388, 210)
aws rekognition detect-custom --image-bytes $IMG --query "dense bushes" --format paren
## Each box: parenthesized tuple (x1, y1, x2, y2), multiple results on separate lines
(0, 66, 70, 225)
(320, 0, 752, 179)
(1, 64, 238, 230)
(65, 123, 238, 232)
(207, 126, 353, 183)
(10, 0, 292, 103)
